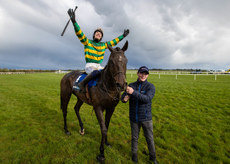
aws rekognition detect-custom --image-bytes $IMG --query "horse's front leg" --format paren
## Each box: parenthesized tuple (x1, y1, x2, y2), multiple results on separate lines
(105, 108, 115, 146)
(94, 107, 107, 162)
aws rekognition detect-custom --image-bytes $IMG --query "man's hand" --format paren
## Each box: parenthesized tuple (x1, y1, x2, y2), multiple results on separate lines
(126, 86, 134, 94)
(123, 29, 129, 37)
(67, 8, 76, 23)
(123, 95, 130, 102)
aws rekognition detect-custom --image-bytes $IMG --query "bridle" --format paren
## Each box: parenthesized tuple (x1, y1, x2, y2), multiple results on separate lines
(112, 71, 124, 78)
(99, 70, 126, 101)
(100, 82, 120, 101)
(99, 51, 127, 101)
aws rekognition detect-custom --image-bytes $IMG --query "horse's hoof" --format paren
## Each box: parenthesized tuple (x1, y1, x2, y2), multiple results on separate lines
(66, 131, 71, 135)
(142, 150, 148, 155)
(65, 131, 71, 136)
(79, 129, 85, 135)
(64, 128, 71, 135)
(96, 154, 105, 163)
(105, 142, 111, 147)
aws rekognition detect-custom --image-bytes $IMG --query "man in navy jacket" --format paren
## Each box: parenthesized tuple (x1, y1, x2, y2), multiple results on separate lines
(122, 66, 158, 164)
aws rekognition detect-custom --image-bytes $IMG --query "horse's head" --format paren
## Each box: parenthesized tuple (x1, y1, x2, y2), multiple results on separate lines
(107, 41, 128, 92)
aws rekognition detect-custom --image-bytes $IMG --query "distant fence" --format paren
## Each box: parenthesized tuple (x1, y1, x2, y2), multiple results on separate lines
(128, 72, 230, 81)
(1, 71, 229, 81)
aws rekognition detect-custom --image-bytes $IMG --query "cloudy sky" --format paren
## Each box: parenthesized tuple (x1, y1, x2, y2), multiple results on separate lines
(0, 0, 230, 70)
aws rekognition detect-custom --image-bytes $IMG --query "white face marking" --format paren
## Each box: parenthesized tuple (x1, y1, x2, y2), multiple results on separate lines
(119, 56, 122, 61)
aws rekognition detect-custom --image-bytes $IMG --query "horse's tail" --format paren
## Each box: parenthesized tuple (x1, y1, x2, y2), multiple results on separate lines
(60, 73, 72, 111)
(60, 77, 66, 111)
(60, 94, 64, 110)
(60, 70, 81, 110)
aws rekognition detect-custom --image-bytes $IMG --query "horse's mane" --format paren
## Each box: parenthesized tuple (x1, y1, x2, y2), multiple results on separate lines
(115, 47, 121, 51)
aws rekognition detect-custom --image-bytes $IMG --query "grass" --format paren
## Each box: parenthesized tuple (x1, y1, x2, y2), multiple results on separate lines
(0, 72, 230, 163)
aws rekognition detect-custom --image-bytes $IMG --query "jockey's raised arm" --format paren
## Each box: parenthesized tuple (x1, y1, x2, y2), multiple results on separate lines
(73, 22, 89, 46)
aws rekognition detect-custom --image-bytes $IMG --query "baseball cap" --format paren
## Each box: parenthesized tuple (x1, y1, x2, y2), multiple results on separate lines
(138, 66, 149, 74)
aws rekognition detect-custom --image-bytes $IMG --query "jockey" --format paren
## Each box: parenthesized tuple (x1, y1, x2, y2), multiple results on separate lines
(68, 8, 129, 92)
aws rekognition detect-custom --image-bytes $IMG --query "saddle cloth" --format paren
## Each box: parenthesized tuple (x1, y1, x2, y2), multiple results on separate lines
(73, 73, 98, 90)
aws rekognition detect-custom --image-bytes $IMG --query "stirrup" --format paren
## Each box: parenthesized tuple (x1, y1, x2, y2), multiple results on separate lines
(73, 85, 81, 92)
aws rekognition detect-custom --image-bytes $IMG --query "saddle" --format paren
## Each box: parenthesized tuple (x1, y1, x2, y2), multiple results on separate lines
(74, 73, 98, 87)
(73, 73, 98, 103)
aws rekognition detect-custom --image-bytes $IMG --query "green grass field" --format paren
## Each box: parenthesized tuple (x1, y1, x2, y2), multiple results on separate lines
(0, 72, 230, 163)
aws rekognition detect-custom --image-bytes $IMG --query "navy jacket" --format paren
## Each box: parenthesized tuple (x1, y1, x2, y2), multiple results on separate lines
(122, 79, 155, 122)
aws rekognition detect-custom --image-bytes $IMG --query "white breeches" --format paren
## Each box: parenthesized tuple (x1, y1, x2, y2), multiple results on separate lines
(85, 63, 104, 74)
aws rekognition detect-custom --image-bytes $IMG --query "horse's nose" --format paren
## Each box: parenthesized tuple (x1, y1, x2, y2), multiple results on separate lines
(116, 83, 121, 89)
(117, 81, 127, 91)
(116, 83, 125, 91)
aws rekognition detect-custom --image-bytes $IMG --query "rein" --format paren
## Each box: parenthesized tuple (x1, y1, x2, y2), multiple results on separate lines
(100, 81, 120, 101)
(98, 69, 124, 101)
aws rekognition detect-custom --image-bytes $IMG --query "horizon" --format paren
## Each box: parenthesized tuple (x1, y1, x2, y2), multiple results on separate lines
(0, 67, 229, 71)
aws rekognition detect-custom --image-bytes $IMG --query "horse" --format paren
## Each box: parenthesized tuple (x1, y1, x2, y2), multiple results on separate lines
(60, 41, 128, 162)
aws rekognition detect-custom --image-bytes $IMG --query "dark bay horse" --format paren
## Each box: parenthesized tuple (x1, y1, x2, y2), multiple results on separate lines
(60, 41, 128, 161)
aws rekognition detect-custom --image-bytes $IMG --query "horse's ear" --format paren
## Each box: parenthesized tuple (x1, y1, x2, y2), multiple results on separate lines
(107, 43, 114, 52)
(122, 41, 128, 52)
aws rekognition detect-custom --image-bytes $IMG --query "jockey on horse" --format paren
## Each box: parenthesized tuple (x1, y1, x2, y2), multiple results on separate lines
(67, 8, 129, 92)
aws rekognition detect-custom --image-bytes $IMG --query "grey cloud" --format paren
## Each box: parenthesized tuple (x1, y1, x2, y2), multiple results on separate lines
(0, 0, 230, 70)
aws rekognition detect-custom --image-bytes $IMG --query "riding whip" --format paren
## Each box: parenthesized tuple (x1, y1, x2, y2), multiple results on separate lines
(61, 6, 78, 36)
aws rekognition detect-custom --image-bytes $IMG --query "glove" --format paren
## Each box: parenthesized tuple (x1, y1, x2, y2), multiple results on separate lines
(123, 29, 129, 37)
(67, 8, 76, 24)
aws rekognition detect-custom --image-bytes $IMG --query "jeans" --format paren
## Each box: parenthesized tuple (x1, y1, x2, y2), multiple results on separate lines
(130, 120, 156, 158)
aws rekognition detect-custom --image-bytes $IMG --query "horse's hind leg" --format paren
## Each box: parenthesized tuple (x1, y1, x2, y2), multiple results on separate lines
(74, 99, 84, 135)
(60, 83, 72, 135)
(61, 94, 72, 135)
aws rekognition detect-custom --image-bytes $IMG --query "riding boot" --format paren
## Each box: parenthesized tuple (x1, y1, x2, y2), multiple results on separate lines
(76, 73, 94, 93)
